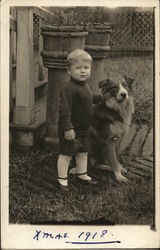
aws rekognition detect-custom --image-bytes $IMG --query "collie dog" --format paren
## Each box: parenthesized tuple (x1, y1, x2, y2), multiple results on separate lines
(89, 75, 134, 182)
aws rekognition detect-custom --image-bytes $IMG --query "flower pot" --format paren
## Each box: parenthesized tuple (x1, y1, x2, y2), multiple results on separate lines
(41, 25, 88, 68)
(85, 22, 112, 47)
(85, 22, 112, 94)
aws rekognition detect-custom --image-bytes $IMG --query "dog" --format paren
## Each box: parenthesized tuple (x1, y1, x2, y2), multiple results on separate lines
(89, 75, 134, 183)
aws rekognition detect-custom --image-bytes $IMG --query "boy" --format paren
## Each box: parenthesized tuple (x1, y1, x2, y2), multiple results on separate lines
(57, 49, 98, 190)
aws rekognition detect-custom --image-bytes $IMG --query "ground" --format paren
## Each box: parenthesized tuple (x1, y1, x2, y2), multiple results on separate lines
(9, 143, 154, 225)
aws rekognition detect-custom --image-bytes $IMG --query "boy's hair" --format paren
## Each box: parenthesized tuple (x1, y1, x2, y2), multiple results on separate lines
(67, 49, 92, 67)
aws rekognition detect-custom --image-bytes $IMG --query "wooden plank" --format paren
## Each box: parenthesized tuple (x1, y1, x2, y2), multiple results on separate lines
(12, 63, 16, 69)
(10, 16, 17, 31)
(14, 131, 34, 146)
(121, 155, 153, 177)
(38, 18, 45, 81)
(142, 129, 153, 157)
(10, 32, 17, 63)
(129, 126, 148, 156)
(110, 46, 153, 52)
(35, 80, 48, 89)
(128, 167, 153, 178)
(10, 30, 14, 120)
(16, 7, 34, 107)
(33, 7, 54, 21)
(122, 159, 153, 174)
(119, 124, 137, 152)
(35, 95, 47, 124)
(135, 157, 153, 168)
(13, 32, 17, 62)
(14, 7, 35, 125)
(10, 7, 17, 18)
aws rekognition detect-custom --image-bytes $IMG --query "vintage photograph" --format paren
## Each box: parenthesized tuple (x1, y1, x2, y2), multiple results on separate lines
(9, 5, 155, 227)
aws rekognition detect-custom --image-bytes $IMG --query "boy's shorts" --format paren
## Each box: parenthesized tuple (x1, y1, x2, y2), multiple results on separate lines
(59, 135, 89, 156)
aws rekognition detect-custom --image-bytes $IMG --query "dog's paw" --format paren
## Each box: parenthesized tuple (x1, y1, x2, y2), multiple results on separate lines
(114, 171, 128, 183)
(119, 164, 127, 174)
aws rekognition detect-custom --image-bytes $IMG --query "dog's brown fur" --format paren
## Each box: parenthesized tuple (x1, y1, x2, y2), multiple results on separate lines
(89, 75, 134, 182)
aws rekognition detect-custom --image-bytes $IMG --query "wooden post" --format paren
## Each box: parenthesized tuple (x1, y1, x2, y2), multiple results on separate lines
(13, 7, 35, 125)
(38, 18, 46, 81)
(10, 30, 13, 122)
(10, 15, 17, 122)
(41, 25, 88, 138)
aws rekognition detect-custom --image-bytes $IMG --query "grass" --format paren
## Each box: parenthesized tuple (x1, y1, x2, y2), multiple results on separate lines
(9, 144, 153, 225)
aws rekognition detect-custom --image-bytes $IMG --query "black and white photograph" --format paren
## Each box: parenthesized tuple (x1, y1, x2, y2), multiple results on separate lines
(1, 0, 160, 249)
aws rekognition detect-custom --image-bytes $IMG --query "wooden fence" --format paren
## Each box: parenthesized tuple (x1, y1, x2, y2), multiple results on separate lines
(9, 7, 53, 123)
(9, 7, 54, 146)
(10, 12, 17, 122)
(109, 11, 154, 57)
(110, 11, 153, 49)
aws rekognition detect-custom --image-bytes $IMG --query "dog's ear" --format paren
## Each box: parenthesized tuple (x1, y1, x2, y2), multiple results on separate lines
(123, 75, 134, 89)
(98, 80, 104, 88)
(98, 79, 109, 88)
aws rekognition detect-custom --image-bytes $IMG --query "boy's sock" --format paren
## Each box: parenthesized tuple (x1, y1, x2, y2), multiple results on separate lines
(57, 154, 71, 186)
(73, 152, 92, 181)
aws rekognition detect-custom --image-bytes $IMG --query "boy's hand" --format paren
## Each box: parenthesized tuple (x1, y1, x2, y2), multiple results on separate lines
(64, 129, 75, 140)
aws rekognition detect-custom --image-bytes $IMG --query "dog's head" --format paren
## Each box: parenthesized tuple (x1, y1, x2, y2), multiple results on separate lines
(99, 75, 134, 103)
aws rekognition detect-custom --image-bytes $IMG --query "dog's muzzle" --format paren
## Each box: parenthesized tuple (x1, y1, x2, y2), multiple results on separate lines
(120, 92, 127, 99)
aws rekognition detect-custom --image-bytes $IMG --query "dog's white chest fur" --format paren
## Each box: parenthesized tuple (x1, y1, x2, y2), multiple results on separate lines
(108, 98, 134, 138)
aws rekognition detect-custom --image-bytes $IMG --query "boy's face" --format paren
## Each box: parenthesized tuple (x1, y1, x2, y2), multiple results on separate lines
(68, 60, 91, 82)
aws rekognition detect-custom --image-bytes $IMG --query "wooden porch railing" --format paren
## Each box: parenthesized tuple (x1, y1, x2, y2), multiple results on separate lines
(10, 7, 54, 126)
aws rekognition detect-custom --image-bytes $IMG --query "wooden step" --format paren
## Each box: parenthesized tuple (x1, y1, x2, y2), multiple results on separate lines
(34, 80, 48, 101)
(10, 95, 47, 147)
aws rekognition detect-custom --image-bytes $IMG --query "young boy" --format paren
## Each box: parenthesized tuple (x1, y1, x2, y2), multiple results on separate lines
(57, 49, 98, 190)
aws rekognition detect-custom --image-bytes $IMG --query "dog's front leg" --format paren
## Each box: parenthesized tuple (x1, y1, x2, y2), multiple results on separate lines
(103, 140, 128, 183)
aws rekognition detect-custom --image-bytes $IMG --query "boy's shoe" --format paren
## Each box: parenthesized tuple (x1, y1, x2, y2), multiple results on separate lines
(58, 177, 69, 192)
(69, 169, 98, 185)
(76, 172, 98, 185)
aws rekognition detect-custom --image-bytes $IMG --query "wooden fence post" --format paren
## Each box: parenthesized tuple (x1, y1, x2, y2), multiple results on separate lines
(38, 18, 46, 81)
(10, 29, 13, 121)
(13, 7, 35, 125)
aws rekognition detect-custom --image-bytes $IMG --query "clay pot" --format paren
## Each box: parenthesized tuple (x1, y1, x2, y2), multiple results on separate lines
(85, 22, 112, 47)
